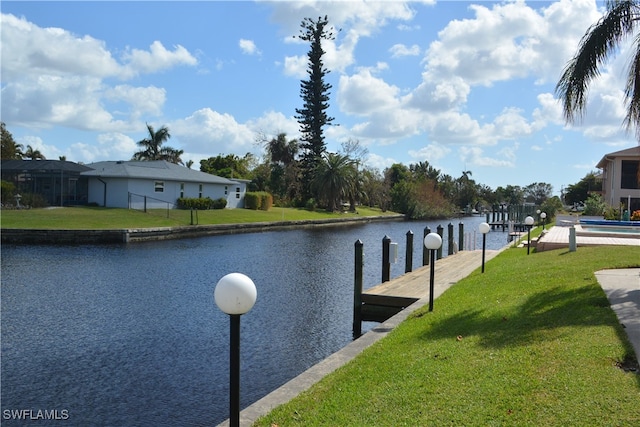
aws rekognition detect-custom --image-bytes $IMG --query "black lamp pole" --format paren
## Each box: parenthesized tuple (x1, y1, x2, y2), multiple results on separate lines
(429, 249, 435, 312)
(481, 233, 487, 273)
(230, 314, 241, 427)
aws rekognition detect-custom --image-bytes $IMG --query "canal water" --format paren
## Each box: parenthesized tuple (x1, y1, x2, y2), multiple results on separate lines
(1, 216, 510, 426)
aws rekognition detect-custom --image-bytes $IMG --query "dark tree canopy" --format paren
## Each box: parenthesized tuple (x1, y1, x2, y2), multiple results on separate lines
(295, 15, 336, 198)
(200, 153, 253, 179)
(1, 122, 23, 160)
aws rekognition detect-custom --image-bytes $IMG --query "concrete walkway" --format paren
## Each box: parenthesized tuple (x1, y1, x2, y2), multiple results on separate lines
(536, 226, 640, 252)
(596, 268, 640, 360)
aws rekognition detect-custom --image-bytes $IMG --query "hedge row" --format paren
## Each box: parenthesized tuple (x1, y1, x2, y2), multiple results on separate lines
(176, 197, 226, 210)
(244, 192, 273, 210)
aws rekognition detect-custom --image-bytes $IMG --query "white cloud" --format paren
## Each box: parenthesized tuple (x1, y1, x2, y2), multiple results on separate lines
(459, 145, 515, 168)
(121, 41, 197, 77)
(389, 43, 421, 58)
(365, 152, 398, 171)
(0, 14, 121, 80)
(0, 13, 197, 133)
(408, 143, 451, 163)
(171, 108, 256, 155)
(239, 39, 261, 56)
(338, 69, 400, 116)
(422, 0, 598, 87)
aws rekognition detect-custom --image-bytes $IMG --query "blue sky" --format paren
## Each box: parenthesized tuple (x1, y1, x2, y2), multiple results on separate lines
(2, 0, 639, 197)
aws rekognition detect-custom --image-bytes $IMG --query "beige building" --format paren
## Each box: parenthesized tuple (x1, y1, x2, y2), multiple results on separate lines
(596, 146, 640, 214)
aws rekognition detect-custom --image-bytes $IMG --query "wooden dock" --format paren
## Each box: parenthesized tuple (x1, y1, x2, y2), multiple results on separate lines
(360, 250, 499, 322)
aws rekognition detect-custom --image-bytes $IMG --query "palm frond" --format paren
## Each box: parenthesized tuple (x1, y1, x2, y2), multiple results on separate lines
(556, 0, 639, 123)
(624, 32, 640, 138)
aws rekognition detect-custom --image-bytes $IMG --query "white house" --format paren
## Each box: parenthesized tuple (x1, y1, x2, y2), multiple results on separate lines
(82, 160, 247, 209)
(596, 146, 640, 213)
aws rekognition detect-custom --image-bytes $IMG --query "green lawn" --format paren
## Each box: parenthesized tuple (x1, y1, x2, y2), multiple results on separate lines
(0, 206, 399, 229)
(255, 245, 640, 426)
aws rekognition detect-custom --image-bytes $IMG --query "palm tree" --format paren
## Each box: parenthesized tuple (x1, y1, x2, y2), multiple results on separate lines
(267, 133, 298, 165)
(132, 123, 184, 164)
(556, 0, 640, 139)
(1, 122, 24, 159)
(24, 145, 45, 160)
(312, 152, 356, 212)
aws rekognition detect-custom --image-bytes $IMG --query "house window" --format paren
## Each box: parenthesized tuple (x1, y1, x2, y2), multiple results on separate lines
(155, 181, 164, 193)
(199, 184, 203, 198)
(236, 193, 240, 199)
(236, 187, 240, 193)
(225, 186, 228, 195)
(621, 160, 640, 189)
(180, 183, 184, 198)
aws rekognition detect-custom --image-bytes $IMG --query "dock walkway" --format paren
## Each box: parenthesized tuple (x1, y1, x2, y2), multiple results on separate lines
(360, 249, 501, 322)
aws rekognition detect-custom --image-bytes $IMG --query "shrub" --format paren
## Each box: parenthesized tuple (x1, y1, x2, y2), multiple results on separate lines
(603, 205, 620, 220)
(20, 193, 48, 208)
(211, 197, 227, 209)
(176, 197, 219, 210)
(244, 192, 272, 210)
(631, 210, 640, 221)
(305, 198, 317, 211)
(583, 193, 605, 216)
(259, 192, 273, 211)
(1, 180, 15, 204)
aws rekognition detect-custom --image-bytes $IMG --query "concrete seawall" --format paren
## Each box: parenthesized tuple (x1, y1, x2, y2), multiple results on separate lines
(1, 214, 406, 244)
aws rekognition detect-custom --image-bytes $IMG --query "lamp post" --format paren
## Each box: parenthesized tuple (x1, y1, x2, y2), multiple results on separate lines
(540, 212, 547, 230)
(478, 222, 490, 273)
(536, 209, 541, 226)
(214, 273, 257, 427)
(424, 232, 443, 312)
(524, 216, 534, 255)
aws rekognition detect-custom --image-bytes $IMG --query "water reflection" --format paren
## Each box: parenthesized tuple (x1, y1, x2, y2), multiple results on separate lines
(1, 217, 508, 426)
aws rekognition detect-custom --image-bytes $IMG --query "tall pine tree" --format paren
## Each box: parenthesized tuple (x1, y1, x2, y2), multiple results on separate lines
(295, 16, 335, 201)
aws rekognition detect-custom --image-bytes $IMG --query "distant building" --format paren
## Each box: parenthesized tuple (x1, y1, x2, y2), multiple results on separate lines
(1, 159, 247, 209)
(1, 159, 92, 206)
(596, 146, 640, 213)
(82, 160, 247, 209)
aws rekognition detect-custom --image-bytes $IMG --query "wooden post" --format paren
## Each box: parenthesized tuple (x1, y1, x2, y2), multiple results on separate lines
(436, 225, 443, 260)
(423, 226, 431, 266)
(353, 240, 364, 339)
(447, 223, 454, 255)
(458, 222, 464, 252)
(382, 235, 391, 283)
(405, 230, 413, 273)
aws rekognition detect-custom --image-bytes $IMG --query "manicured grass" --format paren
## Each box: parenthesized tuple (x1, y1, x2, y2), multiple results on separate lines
(255, 245, 640, 426)
(0, 206, 398, 229)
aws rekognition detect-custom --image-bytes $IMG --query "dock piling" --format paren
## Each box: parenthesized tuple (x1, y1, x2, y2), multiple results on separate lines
(353, 240, 364, 339)
(382, 235, 391, 283)
(423, 226, 431, 266)
(405, 230, 414, 273)
(436, 225, 443, 260)
(447, 223, 454, 255)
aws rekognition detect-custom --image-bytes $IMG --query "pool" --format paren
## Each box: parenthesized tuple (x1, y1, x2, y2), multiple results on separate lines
(577, 219, 640, 239)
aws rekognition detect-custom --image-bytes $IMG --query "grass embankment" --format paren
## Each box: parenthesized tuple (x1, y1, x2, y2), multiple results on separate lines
(256, 245, 640, 426)
(0, 206, 398, 229)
